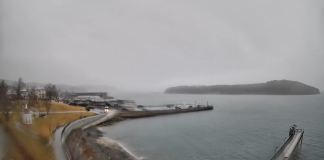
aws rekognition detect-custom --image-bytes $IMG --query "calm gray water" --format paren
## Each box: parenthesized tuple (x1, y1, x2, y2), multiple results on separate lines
(102, 93, 324, 160)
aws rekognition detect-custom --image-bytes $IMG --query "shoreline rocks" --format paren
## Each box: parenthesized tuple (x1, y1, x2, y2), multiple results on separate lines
(65, 123, 137, 160)
(64, 109, 214, 159)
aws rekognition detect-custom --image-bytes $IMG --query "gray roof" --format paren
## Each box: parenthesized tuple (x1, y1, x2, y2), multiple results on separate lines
(23, 108, 31, 114)
(74, 95, 103, 100)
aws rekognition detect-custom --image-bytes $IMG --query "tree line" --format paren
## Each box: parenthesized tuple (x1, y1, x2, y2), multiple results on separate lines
(0, 77, 59, 121)
(164, 80, 320, 95)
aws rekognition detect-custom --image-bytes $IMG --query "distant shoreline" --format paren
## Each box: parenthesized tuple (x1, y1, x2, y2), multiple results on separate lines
(164, 93, 321, 95)
(165, 80, 320, 95)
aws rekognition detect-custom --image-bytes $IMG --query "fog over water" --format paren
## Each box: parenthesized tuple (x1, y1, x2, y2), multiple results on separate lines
(1, 0, 324, 91)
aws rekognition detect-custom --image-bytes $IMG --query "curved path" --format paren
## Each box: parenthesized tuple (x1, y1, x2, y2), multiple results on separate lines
(53, 110, 117, 160)
(53, 126, 67, 160)
(81, 110, 117, 130)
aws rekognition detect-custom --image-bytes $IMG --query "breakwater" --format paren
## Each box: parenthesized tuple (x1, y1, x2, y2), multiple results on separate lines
(117, 106, 214, 118)
(61, 107, 213, 160)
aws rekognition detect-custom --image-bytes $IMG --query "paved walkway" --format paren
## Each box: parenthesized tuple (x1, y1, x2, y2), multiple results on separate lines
(82, 110, 117, 130)
(53, 110, 116, 160)
(53, 126, 67, 160)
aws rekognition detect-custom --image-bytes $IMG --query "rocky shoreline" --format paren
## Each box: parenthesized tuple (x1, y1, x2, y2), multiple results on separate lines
(65, 116, 138, 160)
(65, 108, 214, 160)
(84, 126, 138, 160)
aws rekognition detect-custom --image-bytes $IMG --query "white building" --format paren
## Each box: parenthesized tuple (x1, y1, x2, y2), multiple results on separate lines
(36, 88, 46, 99)
(21, 89, 28, 98)
(6, 89, 15, 98)
(22, 104, 33, 124)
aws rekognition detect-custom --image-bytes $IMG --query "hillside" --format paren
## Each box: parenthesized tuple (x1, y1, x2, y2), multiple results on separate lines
(0, 79, 117, 92)
(164, 80, 320, 95)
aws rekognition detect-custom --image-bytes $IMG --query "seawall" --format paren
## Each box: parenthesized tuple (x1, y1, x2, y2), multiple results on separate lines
(60, 114, 106, 160)
(61, 107, 213, 160)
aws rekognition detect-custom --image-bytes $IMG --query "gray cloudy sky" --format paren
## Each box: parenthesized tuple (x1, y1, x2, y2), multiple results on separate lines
(1, 0, 324, 91)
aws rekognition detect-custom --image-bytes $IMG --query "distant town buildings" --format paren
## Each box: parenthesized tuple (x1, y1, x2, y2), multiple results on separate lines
(67, 92, 111, 99)
(6, 89, 15, 98)
(6, 87, 29, 99)
(5, 86, 47, 99)
(69, 95, 114, 107)
(74, 95, 104, 101)
(36, 88, 46, 99)
(21, 89, 28, 98)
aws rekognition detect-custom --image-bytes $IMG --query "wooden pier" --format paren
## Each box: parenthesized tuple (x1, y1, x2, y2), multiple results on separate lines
(269, 127, 304, 160)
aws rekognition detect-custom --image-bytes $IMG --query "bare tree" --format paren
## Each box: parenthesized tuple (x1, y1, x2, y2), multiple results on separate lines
(13, 77, 26, 101)
(0, 80, 12, 121)
(44, 83, 58, 115)
(56, 88, 61, 102)
(28, 86, 39, 111)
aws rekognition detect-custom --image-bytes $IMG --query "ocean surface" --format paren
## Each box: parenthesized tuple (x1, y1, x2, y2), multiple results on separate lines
(102, 93, 324, 160)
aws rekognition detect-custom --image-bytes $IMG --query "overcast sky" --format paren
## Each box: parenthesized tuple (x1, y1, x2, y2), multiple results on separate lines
(1, 0, 324, 91)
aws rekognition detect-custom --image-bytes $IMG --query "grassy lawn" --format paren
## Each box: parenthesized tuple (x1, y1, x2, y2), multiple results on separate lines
(1, 102, 95, 160)
(35, 101, 88, 112)
(27, 112, 95, 138)
(3, 121, 55, 160)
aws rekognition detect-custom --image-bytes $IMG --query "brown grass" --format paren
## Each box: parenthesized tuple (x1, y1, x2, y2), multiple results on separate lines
(35, 101, 87, 112)
(3, 138, 26, 160)
(2, 102, 95, 159)
(26, 112, 95, 139)
(3, 122, 54, 160)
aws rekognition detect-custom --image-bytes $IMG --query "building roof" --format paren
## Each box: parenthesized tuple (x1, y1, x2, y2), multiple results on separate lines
(74, 95, 104, 101)
(21, 89, 28, 92)
(23, 108, 32, 114)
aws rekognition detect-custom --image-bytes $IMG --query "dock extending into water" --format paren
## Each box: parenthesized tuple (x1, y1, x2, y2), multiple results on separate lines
(269, 128, 304, 160)
(117, 106, 213, 118)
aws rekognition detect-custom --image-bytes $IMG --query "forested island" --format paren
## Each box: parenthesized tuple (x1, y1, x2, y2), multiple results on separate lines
(164, 80, 320, 95)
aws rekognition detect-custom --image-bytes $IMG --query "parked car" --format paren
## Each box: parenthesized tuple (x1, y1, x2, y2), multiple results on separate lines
(137, 105, 144, 108)
(104, 106, 109, 113)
